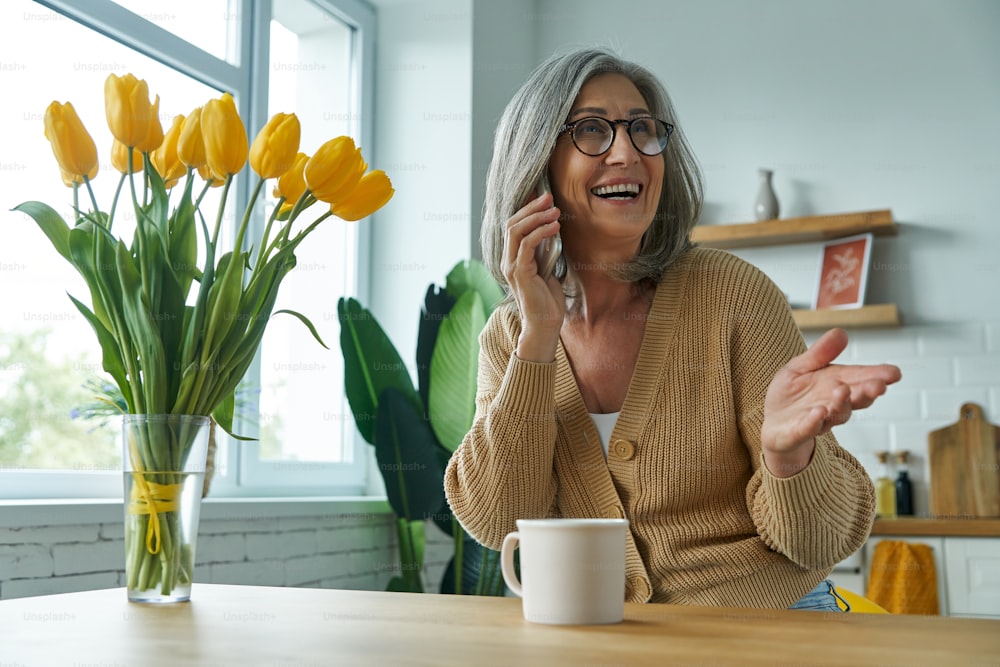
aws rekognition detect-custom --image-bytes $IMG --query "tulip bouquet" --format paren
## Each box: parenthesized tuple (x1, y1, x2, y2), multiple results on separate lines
(15, 73, 393, 600)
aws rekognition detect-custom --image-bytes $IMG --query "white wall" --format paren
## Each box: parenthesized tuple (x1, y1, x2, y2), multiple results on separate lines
(370, 0, 1000, 515)
(369, 0, 474, 368)
(470, 0, 539, 259)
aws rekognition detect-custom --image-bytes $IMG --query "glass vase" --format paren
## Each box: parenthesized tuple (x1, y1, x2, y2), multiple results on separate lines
(122, 414, 210, 603)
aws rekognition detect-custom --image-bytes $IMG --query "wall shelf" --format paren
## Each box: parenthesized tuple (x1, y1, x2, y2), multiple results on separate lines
(690, 209, 902, 330)
(791, 304, 901, 331)
(691, 209, 897, 249)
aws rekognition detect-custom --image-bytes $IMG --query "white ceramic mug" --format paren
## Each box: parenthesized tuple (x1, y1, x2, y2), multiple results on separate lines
(500, 518, 628, 625)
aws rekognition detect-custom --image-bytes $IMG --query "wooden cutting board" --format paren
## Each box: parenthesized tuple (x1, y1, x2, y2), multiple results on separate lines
(928, 402, 1000, 518)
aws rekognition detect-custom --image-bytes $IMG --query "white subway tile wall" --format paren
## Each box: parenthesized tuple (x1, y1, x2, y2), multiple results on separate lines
(809, 322, 1000, 517)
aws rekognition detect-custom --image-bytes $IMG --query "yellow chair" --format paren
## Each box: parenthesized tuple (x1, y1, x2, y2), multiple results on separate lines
(834, 586, 890, 614)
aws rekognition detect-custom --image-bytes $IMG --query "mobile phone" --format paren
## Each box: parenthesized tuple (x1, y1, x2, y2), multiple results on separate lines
(533, 177, 561, 279)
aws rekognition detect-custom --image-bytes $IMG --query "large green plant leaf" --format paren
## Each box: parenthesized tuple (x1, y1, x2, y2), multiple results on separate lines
(338, 297, 418, 444)
(429, 290, 485, 451)
(387, 518, 426, 593)
(374, 388, 445, 520)
(445, 259, 503, 313)
(439, 532, 505, 596)
(416, 284, 456, 419)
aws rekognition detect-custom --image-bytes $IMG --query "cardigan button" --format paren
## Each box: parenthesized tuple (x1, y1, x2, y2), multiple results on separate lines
(610, 438, 635, 460)
(630, 576, 651, 601)
(604, 505, 625, 519)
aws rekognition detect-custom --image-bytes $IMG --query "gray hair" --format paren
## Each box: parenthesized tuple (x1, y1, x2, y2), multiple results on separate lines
(481, 47, 703, 292)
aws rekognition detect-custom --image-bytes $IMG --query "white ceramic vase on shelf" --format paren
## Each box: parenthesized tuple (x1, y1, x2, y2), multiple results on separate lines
(753, 168, 779, 221)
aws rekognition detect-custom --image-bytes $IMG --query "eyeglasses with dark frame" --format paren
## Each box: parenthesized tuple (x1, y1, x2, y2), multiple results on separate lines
(558, 116, 674, 157)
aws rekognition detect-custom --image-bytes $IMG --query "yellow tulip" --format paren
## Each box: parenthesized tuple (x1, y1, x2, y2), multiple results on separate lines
(141, 104, 164, 153)
(59, 168, 80, 188)
(330, 170, 394, 221)
(201, 93, 248, 178)
(177, 107, 206, 169)
(104, 73, 163, 151)
(43, 101, 98, 182)
(111, 140, 144, 174)
(198, 163, 225, 188)
(151, 114, 186, 187)
(272, 152, 309, 211)
(303, 136, 366, 204)
(250, 113, 301, 179)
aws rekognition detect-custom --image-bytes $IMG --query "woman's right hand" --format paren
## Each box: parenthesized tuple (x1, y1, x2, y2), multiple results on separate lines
(502, 191, 565, 362)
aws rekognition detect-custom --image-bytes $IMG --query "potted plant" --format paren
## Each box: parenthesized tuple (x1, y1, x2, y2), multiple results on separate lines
(338, 259, 505, 594)
(16, 73, 393, 602)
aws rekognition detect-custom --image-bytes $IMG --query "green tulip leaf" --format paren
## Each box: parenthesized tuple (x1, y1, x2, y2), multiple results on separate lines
(429, 290, 485, 451)
(115, 239, 168, 414)
(67, 294, 132, 412)
(273, 308, 328, 349)
(167, 177, 199, 296)
(13, 201, 73, 263)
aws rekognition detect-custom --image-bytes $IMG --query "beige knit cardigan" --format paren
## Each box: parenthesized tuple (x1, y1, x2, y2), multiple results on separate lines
(444, 247, 876, 608)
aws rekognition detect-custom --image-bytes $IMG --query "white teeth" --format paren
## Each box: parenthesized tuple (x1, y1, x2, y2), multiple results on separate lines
(592, 183, 640, 197)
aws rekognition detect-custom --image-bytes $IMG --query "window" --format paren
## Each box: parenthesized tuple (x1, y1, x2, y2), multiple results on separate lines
(0, 0, 376, 498)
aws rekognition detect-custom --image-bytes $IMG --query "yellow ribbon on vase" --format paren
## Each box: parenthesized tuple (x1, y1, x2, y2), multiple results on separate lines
(126, 434, 183, 555)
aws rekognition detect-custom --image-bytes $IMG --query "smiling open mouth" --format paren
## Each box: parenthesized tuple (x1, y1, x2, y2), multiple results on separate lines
(591, 183, 640, 200)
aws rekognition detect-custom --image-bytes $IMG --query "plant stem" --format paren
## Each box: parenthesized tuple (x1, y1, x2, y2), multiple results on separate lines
(211, 176, 234, 247)
(452, 518, 464, 595)
(234, 177, 265, 256)
(195, 177, 212, 211)
(126, 150, 153, 318)
(108, 173, 126, 231)
(475, 543, 488, 596)
(254, 197, 284, 268)
(83, 176, 101, 221)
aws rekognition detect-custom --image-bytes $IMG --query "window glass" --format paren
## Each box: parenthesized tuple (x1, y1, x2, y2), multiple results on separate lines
(253, 0, 358, 464)
(0, 0, 372, 496)
(1, 0, 224, 471)
(108, 0, 241, 64)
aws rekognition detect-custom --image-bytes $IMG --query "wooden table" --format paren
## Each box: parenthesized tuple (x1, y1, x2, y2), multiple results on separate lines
(1, 584, 998, 666)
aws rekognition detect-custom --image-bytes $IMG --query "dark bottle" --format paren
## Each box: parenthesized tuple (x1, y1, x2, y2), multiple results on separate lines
(894, 450, 914, 516)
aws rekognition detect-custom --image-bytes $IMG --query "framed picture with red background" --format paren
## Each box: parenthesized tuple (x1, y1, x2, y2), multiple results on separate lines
(813, 233, 873, 310)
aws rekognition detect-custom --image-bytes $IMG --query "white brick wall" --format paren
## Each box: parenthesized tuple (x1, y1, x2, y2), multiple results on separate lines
(804, 321, 1000, 518)
(0, 500, 455, 600)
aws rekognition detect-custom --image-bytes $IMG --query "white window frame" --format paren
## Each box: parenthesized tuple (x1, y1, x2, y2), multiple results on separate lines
(0, 0, 376, 499)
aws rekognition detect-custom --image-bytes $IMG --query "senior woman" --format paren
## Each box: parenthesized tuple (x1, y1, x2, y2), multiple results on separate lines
(443, 48, 900, 610)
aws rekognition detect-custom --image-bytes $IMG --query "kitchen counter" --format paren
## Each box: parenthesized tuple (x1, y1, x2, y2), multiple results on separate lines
(872, 517, 1000, 537)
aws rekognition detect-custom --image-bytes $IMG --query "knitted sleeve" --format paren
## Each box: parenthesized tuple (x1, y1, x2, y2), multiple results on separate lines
(727, 260, 876, 569)
(443, 305, 560, 551)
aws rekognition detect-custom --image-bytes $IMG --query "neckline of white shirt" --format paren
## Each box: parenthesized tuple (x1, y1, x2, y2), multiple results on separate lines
(588, 411, 621, 457)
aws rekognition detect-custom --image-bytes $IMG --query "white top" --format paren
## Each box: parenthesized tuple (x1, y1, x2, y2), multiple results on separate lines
(588, 411, 621, 458)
